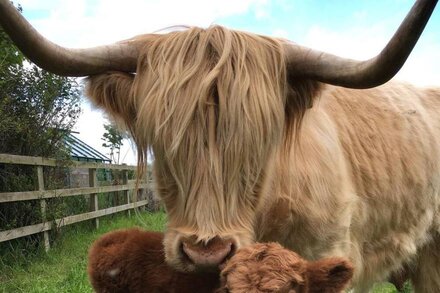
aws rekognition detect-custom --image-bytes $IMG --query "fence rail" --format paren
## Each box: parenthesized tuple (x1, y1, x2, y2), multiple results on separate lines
(0, 153, 150, 251)
(0, 153, 138, 170)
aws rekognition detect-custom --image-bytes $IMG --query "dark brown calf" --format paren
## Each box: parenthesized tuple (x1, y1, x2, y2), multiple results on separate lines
(88, 229, 353, 293)
(88, 229, 219, 293)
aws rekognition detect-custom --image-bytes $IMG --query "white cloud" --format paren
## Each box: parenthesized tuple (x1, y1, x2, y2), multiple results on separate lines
(72, 99, 138, 165)
(303, 24, 392, 60)
(397, 38, 440, 86)
(253, 0, 270, 20)
(23, 0, 262, 47)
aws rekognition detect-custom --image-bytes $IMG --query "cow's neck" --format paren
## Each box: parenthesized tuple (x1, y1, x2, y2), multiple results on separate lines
(254, 92, 356, 261)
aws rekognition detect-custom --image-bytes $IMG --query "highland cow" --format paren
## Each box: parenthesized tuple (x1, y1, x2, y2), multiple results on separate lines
(1, 0, 440, 291)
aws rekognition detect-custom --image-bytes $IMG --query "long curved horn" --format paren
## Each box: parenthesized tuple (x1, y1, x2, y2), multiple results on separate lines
(0, 0, 141, 76)
(285, 0, 438, 89)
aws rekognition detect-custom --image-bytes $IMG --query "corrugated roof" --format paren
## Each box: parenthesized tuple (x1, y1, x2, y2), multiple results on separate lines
(64, 133, 111, 163)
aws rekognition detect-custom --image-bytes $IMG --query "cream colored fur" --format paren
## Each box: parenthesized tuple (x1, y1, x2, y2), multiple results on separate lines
(256, 83, 440, 292)
(86, 26, 440, 292)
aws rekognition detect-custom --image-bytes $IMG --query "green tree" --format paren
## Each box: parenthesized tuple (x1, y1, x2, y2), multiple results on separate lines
(102, 123, 124, 164)
(0, 15, 81, 157)
(0, 3, 82, 241)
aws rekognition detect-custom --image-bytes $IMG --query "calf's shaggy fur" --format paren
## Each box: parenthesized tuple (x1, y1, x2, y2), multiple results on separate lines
(88, 229, 219, 293)
(88, 229, 353, 293)
(218, 242, 354, 293)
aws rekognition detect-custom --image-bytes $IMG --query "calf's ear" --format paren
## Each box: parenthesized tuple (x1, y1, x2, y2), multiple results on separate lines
(86, 72, 136, 130)
(306, 257, 354, 293)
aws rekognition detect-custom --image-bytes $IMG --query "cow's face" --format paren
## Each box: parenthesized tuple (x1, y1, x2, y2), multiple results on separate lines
(130, 27, 289, 272)
(86, 27, 317, 272)
(153, 136, 279, 272)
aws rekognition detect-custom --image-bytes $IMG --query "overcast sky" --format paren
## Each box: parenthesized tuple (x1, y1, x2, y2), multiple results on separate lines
(19, 0, 440, 165)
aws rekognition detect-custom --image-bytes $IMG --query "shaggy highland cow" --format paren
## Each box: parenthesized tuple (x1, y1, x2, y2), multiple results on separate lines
(1, 0, 440, 291)
(88, 229, 354, 293)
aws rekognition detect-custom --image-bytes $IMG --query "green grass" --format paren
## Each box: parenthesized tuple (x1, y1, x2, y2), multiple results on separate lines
(0, 211, 410, 292)
(0, 210, 167, 293)
(373, 282, 412, 293)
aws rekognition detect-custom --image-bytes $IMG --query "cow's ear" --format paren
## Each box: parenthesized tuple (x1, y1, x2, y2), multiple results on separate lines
(284, 79, 321, 139)
(306, 257, 354, 293)
(86, 72, 136, 130)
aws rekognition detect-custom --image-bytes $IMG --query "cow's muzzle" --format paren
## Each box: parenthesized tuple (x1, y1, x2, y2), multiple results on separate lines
(180, 236, 236, 270)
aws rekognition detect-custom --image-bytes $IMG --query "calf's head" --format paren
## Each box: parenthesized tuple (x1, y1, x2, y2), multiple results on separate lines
(219, 242, 354, 293)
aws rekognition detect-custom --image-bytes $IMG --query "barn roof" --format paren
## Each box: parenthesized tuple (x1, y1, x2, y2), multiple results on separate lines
(64, 133, 111, 163)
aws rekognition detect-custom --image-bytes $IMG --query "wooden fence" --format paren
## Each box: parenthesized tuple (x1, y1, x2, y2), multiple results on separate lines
(0, 153, 150, 251)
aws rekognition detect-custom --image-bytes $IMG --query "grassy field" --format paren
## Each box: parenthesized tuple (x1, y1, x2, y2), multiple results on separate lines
(0, 211, 166, 293)
(0, 210, 408, 293)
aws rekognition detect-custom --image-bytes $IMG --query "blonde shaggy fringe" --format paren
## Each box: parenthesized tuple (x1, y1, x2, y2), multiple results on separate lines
(136, 26, 287, 239)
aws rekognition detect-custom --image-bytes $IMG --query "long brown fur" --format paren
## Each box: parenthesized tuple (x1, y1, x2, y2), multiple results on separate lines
(87, 229, 219, 293)
(86, 25, 440, 292)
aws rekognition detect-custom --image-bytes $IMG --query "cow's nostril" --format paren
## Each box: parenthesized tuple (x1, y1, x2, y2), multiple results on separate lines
(181, 237, 234, 269)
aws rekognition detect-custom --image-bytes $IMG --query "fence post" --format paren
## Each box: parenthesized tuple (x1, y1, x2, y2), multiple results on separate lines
(122, 169, 130, 217)
(37, 166, 50, 252)
(89, 168, 99, 229)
